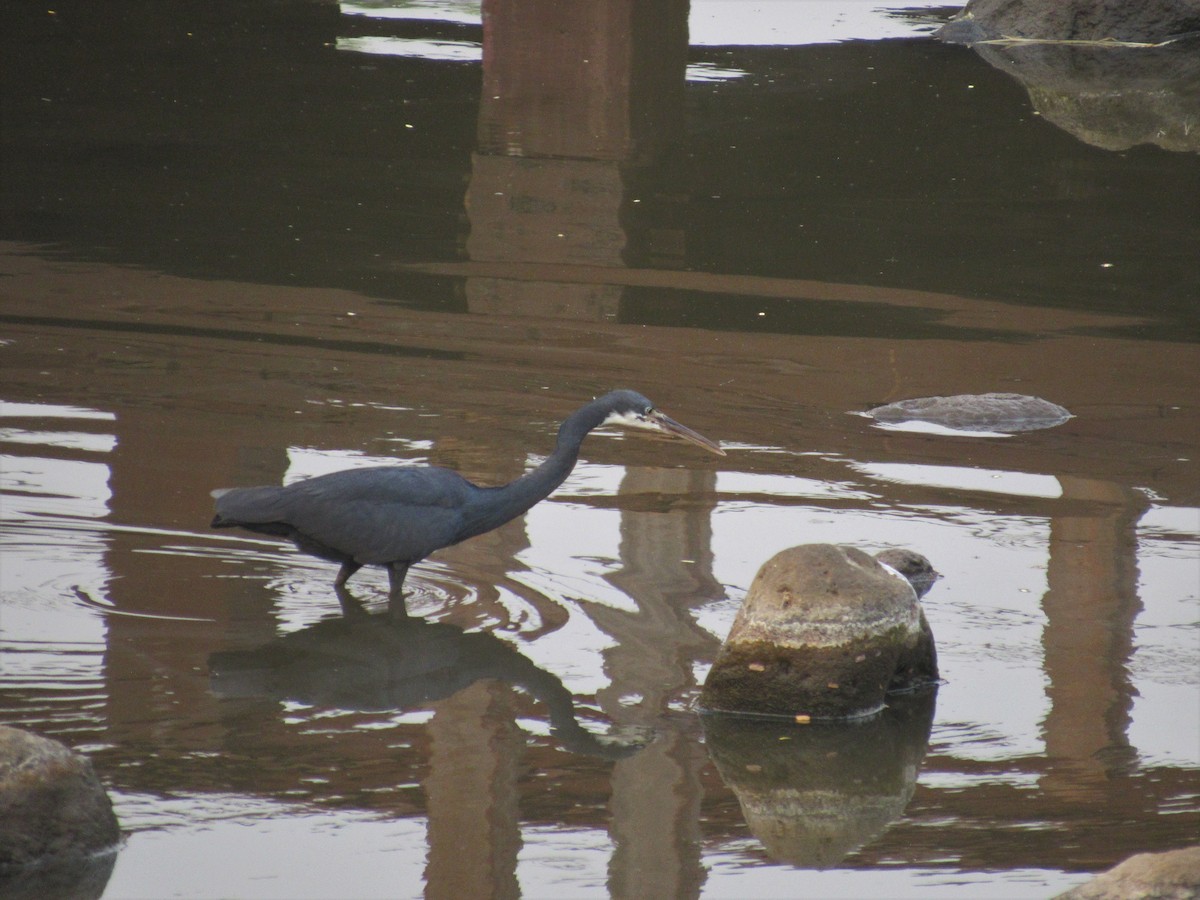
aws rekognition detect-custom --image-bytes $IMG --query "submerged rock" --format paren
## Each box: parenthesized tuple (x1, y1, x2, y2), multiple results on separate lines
(0, 726, 119, 899)
(1056, 845, 1200, 899)
(700, 545, 937, 719)
(867, 392, 1072, 433)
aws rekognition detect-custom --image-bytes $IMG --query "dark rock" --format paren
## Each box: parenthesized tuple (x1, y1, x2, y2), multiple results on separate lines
(0, 850, 117, 900)
(1056, 845, 1200, 899)
(0, 727, 120, 869)
(937, 0, 1200, 44)
(700, 545, 933, 719)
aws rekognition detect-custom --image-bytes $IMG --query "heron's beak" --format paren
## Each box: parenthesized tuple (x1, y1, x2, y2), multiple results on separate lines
(649, 410, 726, 456)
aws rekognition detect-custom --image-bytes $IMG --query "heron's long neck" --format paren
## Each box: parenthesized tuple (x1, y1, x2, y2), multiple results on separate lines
(459, 400, 609, 539)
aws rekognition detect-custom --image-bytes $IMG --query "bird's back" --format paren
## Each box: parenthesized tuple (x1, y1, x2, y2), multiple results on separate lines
(213, 465, 480, 566)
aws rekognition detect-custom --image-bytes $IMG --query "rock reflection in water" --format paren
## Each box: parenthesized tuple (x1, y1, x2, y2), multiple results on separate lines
(701, 692, 936, 869)
(938, 0, 1200, 152)
(208, 610, 645, 760)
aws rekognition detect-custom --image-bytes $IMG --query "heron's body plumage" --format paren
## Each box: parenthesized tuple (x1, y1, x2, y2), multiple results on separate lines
(211, 390, 723, 616)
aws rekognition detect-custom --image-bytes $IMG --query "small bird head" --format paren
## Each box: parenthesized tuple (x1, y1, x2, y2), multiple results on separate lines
(600, 390, 726, 456)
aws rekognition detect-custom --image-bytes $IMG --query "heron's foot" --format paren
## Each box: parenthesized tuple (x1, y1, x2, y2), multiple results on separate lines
(387, 592, 410, 621)
(335, 584, 370, 620)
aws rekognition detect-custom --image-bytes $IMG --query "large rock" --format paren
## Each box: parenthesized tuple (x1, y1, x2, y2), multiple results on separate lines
(867, 393, 1072, 433)
(936, 1, 1200, 153)
(700, 545, 935, 719)
(937, 0, 1200, 44)
(1056, 845, 1200, 899)
(0, 727, 120, 868)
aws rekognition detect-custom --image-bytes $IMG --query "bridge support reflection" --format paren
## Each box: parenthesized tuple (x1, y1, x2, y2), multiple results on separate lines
(594, 467, 722, 898)
(464, 0, 690, 318)
(425, 681, 523, 900)
(1042, 477, 1145, 788)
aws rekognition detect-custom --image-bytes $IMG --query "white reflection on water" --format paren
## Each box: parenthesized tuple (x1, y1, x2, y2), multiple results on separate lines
(689, 0, 949, 46)
(284, 443, 432, 481)
(0, 402, 115, 731)
(0, 429, 117, 452)
(337, 0, 949, 46)
(0, 401, 115, 421)
(107, 792, 429, 900)
(341, 0, 480, 26)
(855, 461, 1064, 499)
(336, 36, 482, 61)
(1130, 504, 1200, 765)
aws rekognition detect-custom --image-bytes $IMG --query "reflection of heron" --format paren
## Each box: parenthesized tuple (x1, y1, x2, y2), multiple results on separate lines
(209, 610, 647, 759)
(212, 390, 724, 616)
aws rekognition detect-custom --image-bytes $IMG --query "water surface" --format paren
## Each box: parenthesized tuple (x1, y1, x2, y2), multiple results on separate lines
(1, 2, 1197, 898)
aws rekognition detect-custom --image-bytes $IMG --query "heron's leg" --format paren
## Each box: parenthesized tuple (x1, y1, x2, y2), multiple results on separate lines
(333, 562, 366, 618)
(335, 560, 362, 588)
(387, 562, 410, 619)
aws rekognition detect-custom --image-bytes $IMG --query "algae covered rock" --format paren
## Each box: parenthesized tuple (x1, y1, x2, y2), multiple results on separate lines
(700, 545, 935, 719)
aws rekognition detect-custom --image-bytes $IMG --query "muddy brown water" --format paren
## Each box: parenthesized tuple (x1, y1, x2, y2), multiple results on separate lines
(1, 2, 1198, 898)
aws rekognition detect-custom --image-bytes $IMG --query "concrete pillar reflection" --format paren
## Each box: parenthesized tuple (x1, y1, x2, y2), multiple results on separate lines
(583, 467, 720, 900)
(465, 0, 690, 318)
(424, 679, 523, 900)
(1040, 476, 1146, 794)
(101, 407, 277, 753)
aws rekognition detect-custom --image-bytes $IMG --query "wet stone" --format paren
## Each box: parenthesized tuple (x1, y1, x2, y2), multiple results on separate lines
(867, 392, 1072, 433)
(936, 0, 1200, 44)
(1055, 845, 1200, 899)
(0, 727, 120, 869)
(700, 545, 928, 719)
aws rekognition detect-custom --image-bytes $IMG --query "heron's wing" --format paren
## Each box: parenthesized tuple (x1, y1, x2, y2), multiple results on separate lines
(273, 466, 475, 565)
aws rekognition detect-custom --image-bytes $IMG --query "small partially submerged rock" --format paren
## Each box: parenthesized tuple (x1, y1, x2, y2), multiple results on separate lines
(867, 392, 1072, 433)
(0, 727, 120, 869)
(700, 545, 938, 720)
(1056, 845, 1200, 899)
(875, 549, 940, 690)
(875, 548, 940, 600)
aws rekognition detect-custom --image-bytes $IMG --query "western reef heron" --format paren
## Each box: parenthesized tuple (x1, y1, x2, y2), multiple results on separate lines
(211, 390, 724, 616)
